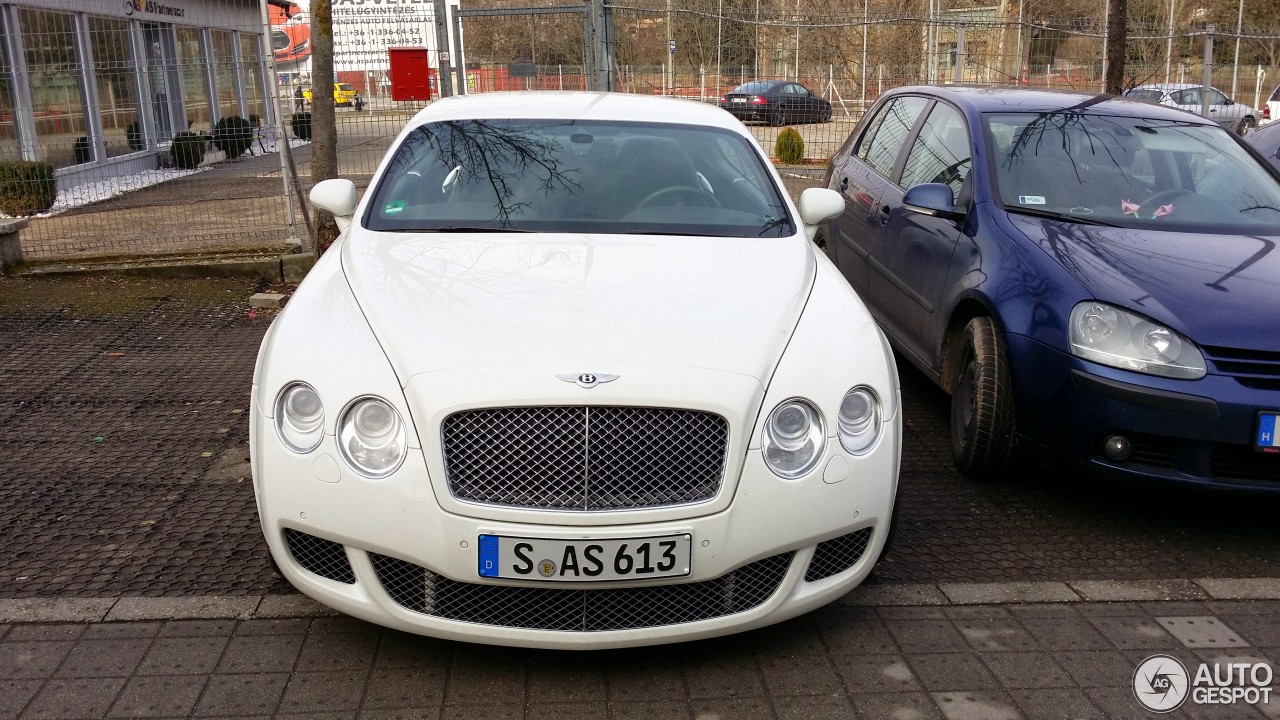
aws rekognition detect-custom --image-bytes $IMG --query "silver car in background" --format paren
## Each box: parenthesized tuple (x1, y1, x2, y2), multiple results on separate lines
(1125, 83, 1259, 135)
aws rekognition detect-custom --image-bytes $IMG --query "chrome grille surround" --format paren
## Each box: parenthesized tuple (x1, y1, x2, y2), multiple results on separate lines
(804, 528, 874, 582)
(441, 406, 729, 510)
(370, 552, 794, 631)
(284, 529, 355, 584)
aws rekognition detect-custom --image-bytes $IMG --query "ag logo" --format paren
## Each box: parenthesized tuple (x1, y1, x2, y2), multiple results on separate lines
(537, 559, 556, 577)
(1134, 654, 1190, 712)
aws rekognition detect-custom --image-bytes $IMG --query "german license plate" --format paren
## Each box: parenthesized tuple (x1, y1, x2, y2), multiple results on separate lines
(478, 533, 691, 582)
(731, 97, 746, 103)
(1256, 412, 1280, 452)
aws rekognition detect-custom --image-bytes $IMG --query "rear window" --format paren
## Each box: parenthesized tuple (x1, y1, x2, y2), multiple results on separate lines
(730, 82, 773, 95)
(339, 83, 354, 91)
(1126, 89, 1163, 103)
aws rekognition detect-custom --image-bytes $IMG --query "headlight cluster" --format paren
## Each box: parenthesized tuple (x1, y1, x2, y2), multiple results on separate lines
(273, 385, 408, 477)
(762, 386, 883, 478)
(1068, 302, 1205, 379)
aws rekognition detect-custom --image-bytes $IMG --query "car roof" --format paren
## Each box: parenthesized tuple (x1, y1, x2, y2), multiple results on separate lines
(406, 91, 749, 131)
(882, 85, 1216, 124)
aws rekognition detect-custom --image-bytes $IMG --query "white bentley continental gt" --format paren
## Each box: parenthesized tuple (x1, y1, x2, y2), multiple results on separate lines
(251, 92, 901, 649)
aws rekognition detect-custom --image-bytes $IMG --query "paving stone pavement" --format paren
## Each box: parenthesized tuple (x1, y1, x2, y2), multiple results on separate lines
(1, 600, 1277, 719)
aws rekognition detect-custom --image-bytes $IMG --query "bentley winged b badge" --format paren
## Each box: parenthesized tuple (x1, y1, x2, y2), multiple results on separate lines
(556, 373, 619, 389)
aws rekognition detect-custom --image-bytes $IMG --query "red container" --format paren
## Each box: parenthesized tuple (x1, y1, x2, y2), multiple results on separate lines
(388, 47, 435, 101)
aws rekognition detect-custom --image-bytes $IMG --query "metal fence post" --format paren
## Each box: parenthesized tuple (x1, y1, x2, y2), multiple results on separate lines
(954, 25, 965, 84)
(433, 0, 453, 97)
(1201, 25, 1214, 120)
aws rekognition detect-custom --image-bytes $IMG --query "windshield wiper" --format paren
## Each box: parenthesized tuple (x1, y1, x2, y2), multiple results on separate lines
(1005, 206, 1119, 227)
(427, 226, 533, 233)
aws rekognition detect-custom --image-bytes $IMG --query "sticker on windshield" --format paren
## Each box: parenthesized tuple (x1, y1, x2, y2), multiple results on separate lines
(383, 200, 406, 215)
(1018, 195, 1046, 205)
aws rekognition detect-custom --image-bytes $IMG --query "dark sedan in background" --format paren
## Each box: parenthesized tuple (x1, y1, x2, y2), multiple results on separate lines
(720, 81, 833, 126)
(818, 86, 1280, 490)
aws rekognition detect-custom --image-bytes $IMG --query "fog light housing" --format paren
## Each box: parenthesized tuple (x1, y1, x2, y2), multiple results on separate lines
(1102, 434, 1132, 461)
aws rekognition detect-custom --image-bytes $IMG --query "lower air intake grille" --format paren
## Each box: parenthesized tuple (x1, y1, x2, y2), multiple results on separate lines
(285, 529, 355, 584)
(805, 528, 874, 582)
(370, 552, 794, 631)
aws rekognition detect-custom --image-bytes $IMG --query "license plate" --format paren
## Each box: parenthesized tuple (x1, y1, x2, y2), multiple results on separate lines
(731, 97, 746, 103)
(1257, 412, 1280, 452)
(478, 533, 691, 582)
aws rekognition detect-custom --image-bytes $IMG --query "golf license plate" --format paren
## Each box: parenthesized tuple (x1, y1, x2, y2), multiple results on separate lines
(478, 533, 691, 582)
(1256, 411, 1280, 452)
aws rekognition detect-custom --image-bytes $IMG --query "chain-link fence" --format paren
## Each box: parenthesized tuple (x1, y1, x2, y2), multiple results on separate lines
(4, 0, 1280, 263)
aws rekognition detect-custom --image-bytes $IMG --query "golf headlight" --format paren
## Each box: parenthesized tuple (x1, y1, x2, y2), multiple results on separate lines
(1069, 302, 1205, 379)
(762, 398, 825, 478)
(337, 397, 407, 477)
(274, 382, 324, 453)
(838, 386, 881, 455)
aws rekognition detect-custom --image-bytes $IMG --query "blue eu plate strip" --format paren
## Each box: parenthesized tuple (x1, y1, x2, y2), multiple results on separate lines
(1259, 413, 1278, 448)
(478, 535, 499, 577)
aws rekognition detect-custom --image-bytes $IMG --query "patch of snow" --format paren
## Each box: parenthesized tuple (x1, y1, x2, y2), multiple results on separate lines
(0, 133, 311, 219)
(0, 167, 209, 219)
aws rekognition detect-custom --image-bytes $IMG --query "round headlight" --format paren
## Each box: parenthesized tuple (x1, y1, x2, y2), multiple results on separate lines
(274, 382, 325, 453)
(1069, 302, 1205, 379)
(838, 386, 881, 455)
(337, 397, 407, 478)
(762, 398, 825, 478)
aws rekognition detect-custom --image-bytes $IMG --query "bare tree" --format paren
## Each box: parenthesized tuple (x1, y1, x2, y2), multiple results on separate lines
(311, 0, 339, 255)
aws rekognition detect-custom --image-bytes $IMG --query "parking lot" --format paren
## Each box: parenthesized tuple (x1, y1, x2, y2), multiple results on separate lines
(2, 273, 1277, 601)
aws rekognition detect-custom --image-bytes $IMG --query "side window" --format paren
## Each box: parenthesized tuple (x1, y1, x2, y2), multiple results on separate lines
(858, 96, 929, 179)
(899, 103, 972, 195)
(1173, 89, 1200, 105)
(1206, 88, 1229, 105)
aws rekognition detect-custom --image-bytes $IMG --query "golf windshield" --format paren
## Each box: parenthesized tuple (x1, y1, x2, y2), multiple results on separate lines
(985, 112, 1280, 231)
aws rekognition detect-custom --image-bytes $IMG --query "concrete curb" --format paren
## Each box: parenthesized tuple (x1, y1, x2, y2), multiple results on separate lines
(3, 579, 1278, 624)
(21, 251, 315, 283)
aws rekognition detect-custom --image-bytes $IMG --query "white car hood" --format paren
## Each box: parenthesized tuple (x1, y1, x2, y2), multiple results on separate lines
(340, 230, 814, 386)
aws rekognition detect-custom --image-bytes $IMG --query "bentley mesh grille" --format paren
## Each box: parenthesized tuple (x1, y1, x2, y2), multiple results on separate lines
(284, 529, 355, 584)
(369, 552, 793, 631)
(804, 528, 874, 582)
(441, 406, 729, 510)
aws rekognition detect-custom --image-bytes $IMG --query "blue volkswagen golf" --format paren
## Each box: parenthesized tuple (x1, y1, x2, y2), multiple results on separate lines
(819, 86, 1280, 489)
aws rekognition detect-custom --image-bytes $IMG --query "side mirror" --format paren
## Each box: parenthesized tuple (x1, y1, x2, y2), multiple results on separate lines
(797, 188, 844, 241)
(310, 178, 358, 233)
(903, 183, 966, 221)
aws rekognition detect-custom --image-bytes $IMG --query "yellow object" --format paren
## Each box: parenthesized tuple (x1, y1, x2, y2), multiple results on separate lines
(303, 82, 357, 106)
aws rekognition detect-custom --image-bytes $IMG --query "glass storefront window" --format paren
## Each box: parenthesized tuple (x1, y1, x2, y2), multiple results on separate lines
(89, 16, 141, 157)
(176, 26, 210, 134)
(19, 8, 87, 168)
(211, 30, 238, 122)
(239, 33, 266, 126)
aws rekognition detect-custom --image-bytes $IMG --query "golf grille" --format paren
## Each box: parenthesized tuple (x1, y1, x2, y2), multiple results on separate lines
(284, 529, 355, 584)
(805, 528, 874, 582)
(441, 406, 729, 510)
(369, 552, 793, 631)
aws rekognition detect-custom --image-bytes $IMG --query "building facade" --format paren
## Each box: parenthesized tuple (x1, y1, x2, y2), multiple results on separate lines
(0, 0, 270, 188)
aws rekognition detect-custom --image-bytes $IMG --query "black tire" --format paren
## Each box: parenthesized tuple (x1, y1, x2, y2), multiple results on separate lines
(950, 317, 1018, 480)
(813, 228, 836, 263)
(1237, 116, 1257, 136)
(820, 107, 832, 123)
(769, 107, 785, 127)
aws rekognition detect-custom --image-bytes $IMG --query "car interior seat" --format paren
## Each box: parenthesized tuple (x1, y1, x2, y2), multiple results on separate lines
(609, 136, 699, 218)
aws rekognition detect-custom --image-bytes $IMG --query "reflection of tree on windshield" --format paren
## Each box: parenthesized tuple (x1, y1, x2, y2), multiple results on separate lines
(390, 120, 583, 227)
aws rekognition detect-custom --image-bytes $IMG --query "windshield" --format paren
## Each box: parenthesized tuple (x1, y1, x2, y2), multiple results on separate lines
(364, 119, 794, 236)
(984, 112, 1280, 232)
